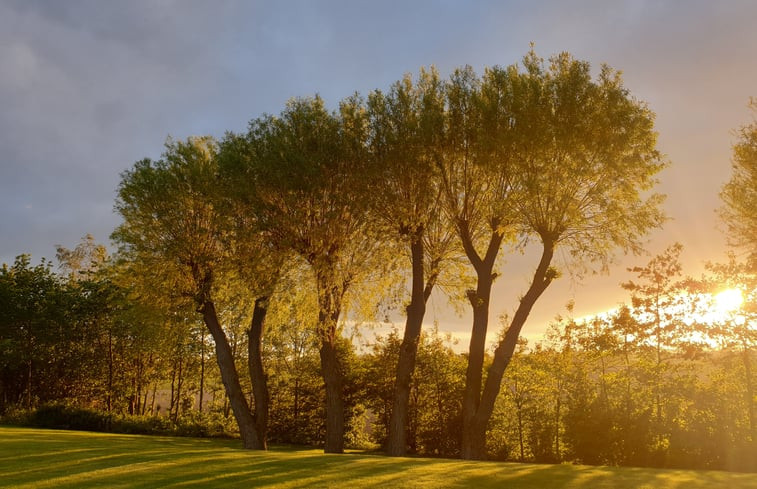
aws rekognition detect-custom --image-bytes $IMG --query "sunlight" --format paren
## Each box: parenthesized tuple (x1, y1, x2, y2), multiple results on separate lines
(714, 288, 743, 314)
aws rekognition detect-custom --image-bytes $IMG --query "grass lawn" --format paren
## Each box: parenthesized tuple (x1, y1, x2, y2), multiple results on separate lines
(0, 426, 755, 489)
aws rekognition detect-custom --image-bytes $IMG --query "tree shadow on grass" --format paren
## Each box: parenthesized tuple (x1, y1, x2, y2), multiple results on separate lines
(2, 427, 755, 489)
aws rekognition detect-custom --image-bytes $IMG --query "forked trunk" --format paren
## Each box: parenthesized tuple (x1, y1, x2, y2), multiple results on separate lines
(459, 228, 502, 459)
(461, 240, 555, 459)
(202, 300, 263, 449)
(461, 273, 493, 457)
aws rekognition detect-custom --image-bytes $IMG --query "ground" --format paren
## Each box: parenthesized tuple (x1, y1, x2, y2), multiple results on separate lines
(1, 426, 755, 488)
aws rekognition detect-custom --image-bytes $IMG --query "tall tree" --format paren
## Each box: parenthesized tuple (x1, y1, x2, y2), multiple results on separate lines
(437, 63, 523, 460)
(221, 96, 380, 453)
(454, 50, 666, 459)
(367, 68, 463, 455)
(113, 137, 268, 449)
(720, 99, 757, 266)
(701, 258, 756, 447)
(622, 243, 687, 427)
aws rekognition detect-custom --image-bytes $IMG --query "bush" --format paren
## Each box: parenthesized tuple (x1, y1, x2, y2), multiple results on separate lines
(0, 407, 33, 426)
(6, 404, 237, 440)
(172, 411, 235, 438)
(28, 404, 112, 432)
(110, 414, 173, 435)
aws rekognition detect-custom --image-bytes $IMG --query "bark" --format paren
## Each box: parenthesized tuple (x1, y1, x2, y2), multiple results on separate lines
(316, 273, 346, 453)
(461, 239, 555, 459)
(201, 300, 263, 449)
(141, 389, 149, 416)
(107, 330, 113, 412)
(247, 296, 270, 450)
(320, 340, 345, 453)
(26, 358, 32, 410)
(387, 231, 427, 456)
(199, 330, 205, 412)
(169, 364, 176, 418)
(174, 356, 183, 423)
(150, 383, 157, 415)
(459, 226, 503, 458)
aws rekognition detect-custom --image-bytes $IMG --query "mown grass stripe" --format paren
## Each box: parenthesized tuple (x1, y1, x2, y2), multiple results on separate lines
(1, 426, 755, 489)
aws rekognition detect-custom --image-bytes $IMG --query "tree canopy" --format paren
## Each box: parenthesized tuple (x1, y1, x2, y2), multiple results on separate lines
(720, 99, 757, 266)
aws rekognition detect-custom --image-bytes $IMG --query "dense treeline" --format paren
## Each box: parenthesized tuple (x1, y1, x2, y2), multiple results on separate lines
(1, 49, 755, 471)
(0, 239, 755, 469)
(1, 245, 754, 470)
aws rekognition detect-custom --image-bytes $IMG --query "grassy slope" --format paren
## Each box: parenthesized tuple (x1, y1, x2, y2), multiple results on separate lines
(0, 427, 755, 489)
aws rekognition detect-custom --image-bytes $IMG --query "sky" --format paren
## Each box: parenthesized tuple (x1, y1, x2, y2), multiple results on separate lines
(1, 0, 756, 343)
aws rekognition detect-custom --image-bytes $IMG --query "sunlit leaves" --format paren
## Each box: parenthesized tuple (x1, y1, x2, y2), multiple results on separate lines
(720, 99, 757, 266)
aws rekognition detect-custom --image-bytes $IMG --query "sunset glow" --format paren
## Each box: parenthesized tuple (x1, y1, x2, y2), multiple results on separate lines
(714, 288, 744, 314)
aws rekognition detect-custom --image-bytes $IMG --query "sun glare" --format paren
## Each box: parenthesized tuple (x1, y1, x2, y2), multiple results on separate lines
(714, 288, 743, 314)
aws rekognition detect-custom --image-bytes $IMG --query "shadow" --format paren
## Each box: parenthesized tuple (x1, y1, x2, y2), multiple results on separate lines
(2, 427, 755, 489)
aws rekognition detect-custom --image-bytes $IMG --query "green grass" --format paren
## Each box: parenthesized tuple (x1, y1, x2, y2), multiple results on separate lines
(0, 427, 754, 489)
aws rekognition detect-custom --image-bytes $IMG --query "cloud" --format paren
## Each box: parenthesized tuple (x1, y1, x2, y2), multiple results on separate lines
(0, 0, 755, 337)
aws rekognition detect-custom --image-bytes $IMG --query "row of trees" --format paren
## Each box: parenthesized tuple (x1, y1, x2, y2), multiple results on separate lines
(2, 239, 754, 470)
(2, 50, 754, 468)
(110, 49, 665, 458)
(0, 237, 220, 420)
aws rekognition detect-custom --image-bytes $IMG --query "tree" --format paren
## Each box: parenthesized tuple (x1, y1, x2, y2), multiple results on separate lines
(621, 243, 688, 431)
(720, 99, 757, 266)
(220, 96, 381, 453)
(367, 67, 465, 455)
(113, 137, 269, 449)
(362, 327, 466, 457)
(0, 255, 65, 410)
(457, 50, 666, 459)
(263, 263, 324, 445)
(701, 257, 756, 450)
(437, 62, 523, 460)
(55, 234, 108, 281)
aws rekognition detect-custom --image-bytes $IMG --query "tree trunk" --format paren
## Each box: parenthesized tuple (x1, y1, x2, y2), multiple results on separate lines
(169, 362, 176, 418)
(201, 300, 263, 449)
(462, 240, 555, 460)
(150, 383, 157, 415)
(320, 340, 345, 453)
(248, 296, 270, 450)
(459, 228, 503, 459)
(142, 388, 149, 416)
(107, 330, 113, 413)
(199, 330, 205, 412)
(315, 273, 346, 454)
(294, 378, 300, 440)
(174, 356, 183, 423)
(387, 232, 427, 456)
(26, 358, 32, 410)
(461, 273, 494, 458)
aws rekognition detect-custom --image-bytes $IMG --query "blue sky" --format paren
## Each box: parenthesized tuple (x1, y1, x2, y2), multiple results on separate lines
(1, 0, 756, 338)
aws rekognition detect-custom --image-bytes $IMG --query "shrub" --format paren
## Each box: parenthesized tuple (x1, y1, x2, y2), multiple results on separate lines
(28, 404, 112, 432)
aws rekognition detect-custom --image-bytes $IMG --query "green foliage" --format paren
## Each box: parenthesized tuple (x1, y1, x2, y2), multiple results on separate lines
(483, 251, 757, 472)
(5, 404, 237, 439)
(6, 50, 755, 470)
(362, 328, 466, 457)
(721, 99, 757, 266)
(28, 404, 113, 432)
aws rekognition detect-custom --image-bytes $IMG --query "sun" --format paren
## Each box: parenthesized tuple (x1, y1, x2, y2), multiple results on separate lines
(713, 288, 743, 315)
